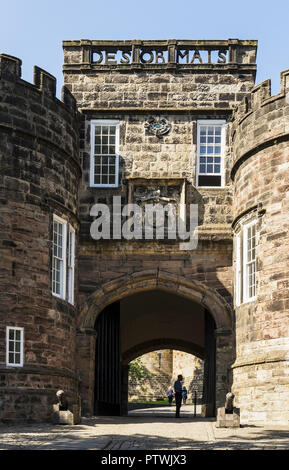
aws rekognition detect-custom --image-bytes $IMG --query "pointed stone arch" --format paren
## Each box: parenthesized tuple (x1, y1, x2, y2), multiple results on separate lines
(122, 338, 205, 365)
(77, 269, 234, 415)
(78, 269, 233, 330)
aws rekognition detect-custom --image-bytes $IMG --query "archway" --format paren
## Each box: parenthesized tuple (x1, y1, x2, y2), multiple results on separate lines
(77, 271, 234, 417)
(126, 346, 205, 416)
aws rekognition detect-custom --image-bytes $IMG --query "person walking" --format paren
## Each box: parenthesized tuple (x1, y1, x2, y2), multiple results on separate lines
(182, 386, 187, 405)
(174, 374, 183, 418)
(167, 387, 174, 406)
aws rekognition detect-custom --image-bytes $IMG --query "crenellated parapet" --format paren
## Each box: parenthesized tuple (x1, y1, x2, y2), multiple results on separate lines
(0, 54, 79, 163)
(230, 68, 289, 180)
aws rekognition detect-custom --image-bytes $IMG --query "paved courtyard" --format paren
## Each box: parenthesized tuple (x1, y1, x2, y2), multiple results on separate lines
(0, 406, 289, 450)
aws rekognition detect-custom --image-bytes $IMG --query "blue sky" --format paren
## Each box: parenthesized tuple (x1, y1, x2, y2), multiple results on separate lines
(1, 0, 289, 96)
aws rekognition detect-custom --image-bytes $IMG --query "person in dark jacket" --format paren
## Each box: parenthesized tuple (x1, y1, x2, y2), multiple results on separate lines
(174, 374, 183, 418)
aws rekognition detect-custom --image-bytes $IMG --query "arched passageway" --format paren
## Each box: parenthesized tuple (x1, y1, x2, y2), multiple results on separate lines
(76, 271, 234, 417)
(127, 347, 205, 416)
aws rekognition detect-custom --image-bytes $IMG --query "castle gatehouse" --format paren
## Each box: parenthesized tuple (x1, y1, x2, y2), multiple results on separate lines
(0, 39, 289, 425)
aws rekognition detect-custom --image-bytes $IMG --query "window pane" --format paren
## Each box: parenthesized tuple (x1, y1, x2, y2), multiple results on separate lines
(109, 175, 115, 184)
(14, 353, 21, 364)
(92, 123, 118, 186)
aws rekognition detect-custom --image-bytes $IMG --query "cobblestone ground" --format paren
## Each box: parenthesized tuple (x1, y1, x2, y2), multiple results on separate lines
(0, 406, 288, 450)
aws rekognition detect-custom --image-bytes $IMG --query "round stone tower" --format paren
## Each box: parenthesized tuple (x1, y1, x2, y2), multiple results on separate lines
(0, 54, 80, 422)
(231, 69, 289, 425)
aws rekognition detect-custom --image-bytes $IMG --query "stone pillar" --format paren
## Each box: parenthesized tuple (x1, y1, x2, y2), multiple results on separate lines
(76, 328, 97, 416)
(215, 328, 234, 410)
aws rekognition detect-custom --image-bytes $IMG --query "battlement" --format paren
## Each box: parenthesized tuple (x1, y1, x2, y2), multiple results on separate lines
(231, 68, 289, 180)
(233, 68, 289, 123)
(63, 38, 257, 73)
(0, 53, 80, 173)
(0, 53, 77, 114)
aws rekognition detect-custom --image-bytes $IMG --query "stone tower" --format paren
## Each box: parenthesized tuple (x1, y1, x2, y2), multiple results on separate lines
(0, 54, 80, 421)
(231, 70, 289, 424)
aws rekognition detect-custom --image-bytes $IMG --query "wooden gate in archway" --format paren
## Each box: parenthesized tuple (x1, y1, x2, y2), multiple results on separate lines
(94, 302, 122, 415)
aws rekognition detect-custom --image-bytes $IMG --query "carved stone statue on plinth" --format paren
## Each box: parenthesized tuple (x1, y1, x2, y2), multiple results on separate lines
(52, 390, 81, 425)
(225, 391, 235, 414)
(216, 391, 240, 428)
(56, 390, 68, 410)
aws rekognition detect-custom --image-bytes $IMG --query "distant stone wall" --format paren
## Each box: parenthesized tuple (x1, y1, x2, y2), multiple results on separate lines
(128, 349, 204, 403)
(173, 350, 204, 403)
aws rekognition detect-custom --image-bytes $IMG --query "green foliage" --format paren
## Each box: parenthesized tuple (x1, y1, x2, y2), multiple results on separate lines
(129, 357, 153, 380)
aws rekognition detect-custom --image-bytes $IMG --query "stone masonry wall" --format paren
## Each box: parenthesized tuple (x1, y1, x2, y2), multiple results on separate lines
(0, 54, 80, 422)
(128, 349, 204, 403)
(231, 70, 289, 424)
(128, 349, 172, 401)
(63, 39, 257, 415)
(172, 350, 204, 403)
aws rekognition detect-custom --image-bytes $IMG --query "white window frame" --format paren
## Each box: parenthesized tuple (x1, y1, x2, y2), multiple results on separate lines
(6, 327, 24, 367)
(243, 219, 257, 304)
(235, 231, 242, 307)
(235, 218, 257, 306)
(67, 225, 75, 305)
(52, 214, 67, 300)
(196, 120, 226, 188)
(90, 120, 120, 188)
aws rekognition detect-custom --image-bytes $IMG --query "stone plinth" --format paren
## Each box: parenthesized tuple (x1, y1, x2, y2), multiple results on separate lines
(52, 404, 81, 425)
(216, 407, 240, 428)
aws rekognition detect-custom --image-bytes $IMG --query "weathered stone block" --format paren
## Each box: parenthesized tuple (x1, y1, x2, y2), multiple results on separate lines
(52, 404, 81, 425)
(216, 407, 240, 428)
